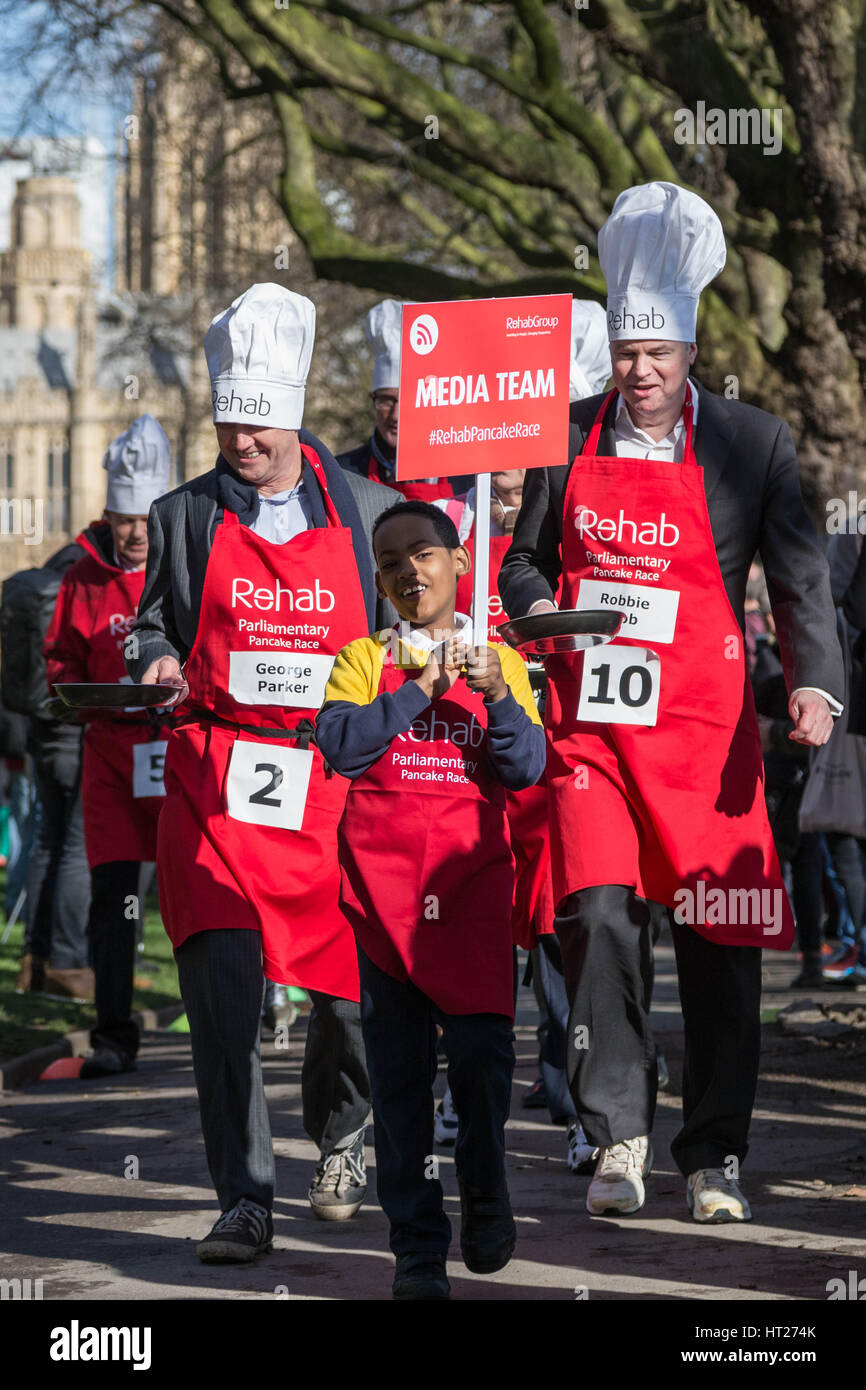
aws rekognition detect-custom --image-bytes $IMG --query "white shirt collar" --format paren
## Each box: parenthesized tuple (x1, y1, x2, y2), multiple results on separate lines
(404, 611, 473, 651)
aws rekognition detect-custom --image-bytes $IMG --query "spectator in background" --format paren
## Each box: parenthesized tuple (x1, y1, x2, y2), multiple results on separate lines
(337, 299, 471, 501)
(1, 540, 92, 1000)
(0, 697, 35, 917)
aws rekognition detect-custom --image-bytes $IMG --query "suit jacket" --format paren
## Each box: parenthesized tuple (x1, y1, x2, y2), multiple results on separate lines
(499, 387, 844, 702)
(127, 430, 401, 680)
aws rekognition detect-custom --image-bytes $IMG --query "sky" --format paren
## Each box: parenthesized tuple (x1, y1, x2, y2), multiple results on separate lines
(0, 1, 134, 287)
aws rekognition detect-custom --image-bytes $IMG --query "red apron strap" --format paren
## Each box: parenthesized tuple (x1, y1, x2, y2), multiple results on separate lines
(581, 388, 618, 459)
(580, 383, 697, 466)
(300, 443, 342, 528)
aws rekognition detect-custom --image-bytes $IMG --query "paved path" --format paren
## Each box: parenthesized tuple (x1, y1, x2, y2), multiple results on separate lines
(1, 942, 865, 1301)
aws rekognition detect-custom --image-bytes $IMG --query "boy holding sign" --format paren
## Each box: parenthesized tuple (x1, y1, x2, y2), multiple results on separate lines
(315, 500, 544, 1299)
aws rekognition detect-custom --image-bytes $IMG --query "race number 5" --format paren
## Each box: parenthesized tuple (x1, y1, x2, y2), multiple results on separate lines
(577, 646, 661, 727)
(226, 739, 313, 830)
(133, 741, 167, 798)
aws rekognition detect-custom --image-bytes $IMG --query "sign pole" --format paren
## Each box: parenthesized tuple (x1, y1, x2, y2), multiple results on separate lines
(472, 471, 491, 651)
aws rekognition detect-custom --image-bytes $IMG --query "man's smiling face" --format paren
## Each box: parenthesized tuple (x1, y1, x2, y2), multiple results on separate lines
(216, 424, 300, 493)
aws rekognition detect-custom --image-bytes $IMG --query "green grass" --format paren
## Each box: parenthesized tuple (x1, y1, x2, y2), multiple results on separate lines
(0, 892, 181, 1063)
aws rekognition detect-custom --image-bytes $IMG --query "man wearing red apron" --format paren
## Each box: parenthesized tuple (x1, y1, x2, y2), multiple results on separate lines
(337, 298, 472, 502)
(500, 183, 844, 1224)
(44, 415, 173, 1079)
(128, 285, 400, 1262)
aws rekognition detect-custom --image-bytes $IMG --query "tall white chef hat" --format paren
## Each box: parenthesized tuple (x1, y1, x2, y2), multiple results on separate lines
(366, 298, 405, 392)
(598, 182, 726, 342)
(103, 414, 171, 514)
(570, 299, 611, 401)
(205, 283, 315, 429)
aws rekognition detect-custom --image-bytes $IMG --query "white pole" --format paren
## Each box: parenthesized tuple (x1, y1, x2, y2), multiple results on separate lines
(472, 471, 491, 650)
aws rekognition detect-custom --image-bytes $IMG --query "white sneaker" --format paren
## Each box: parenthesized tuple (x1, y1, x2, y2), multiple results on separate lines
(686, 1168, 752, 1223)
(586, 1136, 652, 1215)
(434, 1088, 458, 1146)
(566, 1122, 599, 1175)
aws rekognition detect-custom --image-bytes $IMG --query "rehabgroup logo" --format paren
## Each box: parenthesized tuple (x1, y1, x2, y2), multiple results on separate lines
(49, 1320, 152, 1370)
(409, 314, 439, 355)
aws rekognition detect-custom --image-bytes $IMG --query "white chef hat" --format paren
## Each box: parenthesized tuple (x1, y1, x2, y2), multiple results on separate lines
(205, 283, 315, 429)
(598, 182, 726, 342)
(570, 299, 611, 401)
(103, 414, 171, 514)
(366, 298, 406, 391)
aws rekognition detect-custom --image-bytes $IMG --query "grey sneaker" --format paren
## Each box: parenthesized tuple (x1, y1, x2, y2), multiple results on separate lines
(196, 1198, 273, 1263)
(308, 1128, 367, 1222)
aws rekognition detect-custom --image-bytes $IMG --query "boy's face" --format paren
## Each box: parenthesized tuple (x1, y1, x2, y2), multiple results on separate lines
(374, 516, 470, 632)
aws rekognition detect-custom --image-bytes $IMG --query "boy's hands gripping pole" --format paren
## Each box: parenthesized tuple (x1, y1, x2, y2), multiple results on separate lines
(417, 635, 466, 701)
(419, 636, 509, 706)
(464, 644, 508, 704)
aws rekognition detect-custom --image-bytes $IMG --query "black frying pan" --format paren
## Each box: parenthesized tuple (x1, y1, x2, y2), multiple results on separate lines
(53, 684, 181, 710)
(497, 609, 623, 658)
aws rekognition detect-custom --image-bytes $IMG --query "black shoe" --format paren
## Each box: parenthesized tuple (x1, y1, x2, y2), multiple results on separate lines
(458, 1179, 516, 1274)
(196, 1199, 273, 1263)
(79, 1048, 136, 1080)
(522, 1077, 549, 1110)
(392, 1251, 450, 1300)
(790, 953, 826, 989)
(656, 1045, 670, 1091)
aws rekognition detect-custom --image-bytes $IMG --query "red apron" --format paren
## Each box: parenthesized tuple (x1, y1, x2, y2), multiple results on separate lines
(79, 569, 170, 869)
(545, 388, 793, 949)
(157, 447, 369, 999)
(448, 506, 555, 948)
(337, 637, 515, 1016)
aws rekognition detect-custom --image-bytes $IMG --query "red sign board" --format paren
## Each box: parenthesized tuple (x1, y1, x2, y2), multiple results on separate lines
(396, 294, 572, 481)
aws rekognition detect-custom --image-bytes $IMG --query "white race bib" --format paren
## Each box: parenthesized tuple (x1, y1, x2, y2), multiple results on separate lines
(577, 645, 661, 727)
(225, 739, 313, 830)
(228, 650, 335, 708)
(576, 579, 679, 644)
(133, 740, 167, 798)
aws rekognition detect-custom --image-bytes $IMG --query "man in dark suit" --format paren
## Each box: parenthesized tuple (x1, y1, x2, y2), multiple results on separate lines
(500, 183, 843, 1227)
(127, 284, 401, 1261)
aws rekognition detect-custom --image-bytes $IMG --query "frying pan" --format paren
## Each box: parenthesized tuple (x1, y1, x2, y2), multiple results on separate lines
(497, 609, 623, 658)
(53, 683, 181, 710)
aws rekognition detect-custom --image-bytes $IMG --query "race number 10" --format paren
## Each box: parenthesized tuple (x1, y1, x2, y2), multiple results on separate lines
(577, 645, 661, 727)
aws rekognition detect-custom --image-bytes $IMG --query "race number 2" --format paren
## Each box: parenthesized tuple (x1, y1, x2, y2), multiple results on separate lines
(226, 739, 314, 830)
(577, 646, 661, 727)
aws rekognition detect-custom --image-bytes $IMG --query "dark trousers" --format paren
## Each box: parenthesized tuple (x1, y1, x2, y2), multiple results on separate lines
(176, 928, 371, 1213)
(357, 945, 514, 1258)
(89, 859, 141, 1059)
(25, 744, 90, 969)
(556, 884, 762, 1176)
(789, 831, 825, 954)
(529, 936, 576, 1124)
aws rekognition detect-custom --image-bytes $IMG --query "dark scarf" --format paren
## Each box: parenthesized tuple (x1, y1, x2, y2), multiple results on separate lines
(368, 429, 396, 477)
(215, 431, 378, 628)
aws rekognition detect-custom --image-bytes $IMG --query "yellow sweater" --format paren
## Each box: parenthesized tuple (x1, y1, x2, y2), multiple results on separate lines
(324, 628, 541, 723)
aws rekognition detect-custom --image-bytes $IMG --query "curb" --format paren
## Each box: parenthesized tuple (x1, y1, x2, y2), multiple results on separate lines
(0, 1001, 187, 1092)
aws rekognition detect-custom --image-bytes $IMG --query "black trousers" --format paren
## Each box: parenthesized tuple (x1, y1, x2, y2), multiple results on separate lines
(357, 946, 514, 1258)
(529, 935, 576, 1125)
(89, 859, 141, 1059)
(176, 928, 371, 1213)
(556, 884, 762, 1176)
